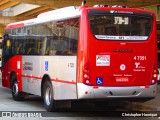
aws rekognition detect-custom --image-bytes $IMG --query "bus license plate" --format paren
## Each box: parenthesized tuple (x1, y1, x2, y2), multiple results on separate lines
(116, 77, 129, 82)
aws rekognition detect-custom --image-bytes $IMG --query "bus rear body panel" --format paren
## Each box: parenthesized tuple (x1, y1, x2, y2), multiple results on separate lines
(77, 8, 158, 99)
(88, 39, 156, 86)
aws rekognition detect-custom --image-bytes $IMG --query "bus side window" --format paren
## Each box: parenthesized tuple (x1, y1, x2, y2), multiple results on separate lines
(27, 48, 33, 54)
(49, 41, 56, 55)
(3, 37, 13, 63)
(37, 41, 42, 55)
(5, 40, 12, 55)
(44, 37, 50, 55)
(17, 43, 22, 54)
(27, 43, 35, 55)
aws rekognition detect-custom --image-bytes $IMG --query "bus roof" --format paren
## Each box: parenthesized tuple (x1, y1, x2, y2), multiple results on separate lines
(5, 5, 155, 30)
(6, 6, 80, 30)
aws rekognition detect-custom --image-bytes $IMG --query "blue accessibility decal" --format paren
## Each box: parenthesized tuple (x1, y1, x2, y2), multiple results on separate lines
(96, 77, 103, 85)
(45, 61, 48, 71)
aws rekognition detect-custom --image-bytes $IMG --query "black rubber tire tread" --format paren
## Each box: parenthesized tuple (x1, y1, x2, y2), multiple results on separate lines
(43, 80, 56, 112)
(11, 76, 24, 101)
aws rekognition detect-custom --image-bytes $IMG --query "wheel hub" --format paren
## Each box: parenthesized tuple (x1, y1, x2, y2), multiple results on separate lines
(13, 82, 18, 95)
(45, 87, 51, 106)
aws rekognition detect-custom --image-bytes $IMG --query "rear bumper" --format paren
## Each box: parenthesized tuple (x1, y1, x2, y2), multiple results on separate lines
(77, 83, 157, 99)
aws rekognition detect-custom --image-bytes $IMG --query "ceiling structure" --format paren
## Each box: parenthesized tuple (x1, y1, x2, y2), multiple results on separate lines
(0, 0, 19, 11)
(0, 0, 158, 36)
(0, 0, 159, 28)
(8, 0, 160, 8)
(0, 0, 159, 23)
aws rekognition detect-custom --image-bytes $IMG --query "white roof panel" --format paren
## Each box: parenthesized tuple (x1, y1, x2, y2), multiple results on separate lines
(6, 6, 80, 29)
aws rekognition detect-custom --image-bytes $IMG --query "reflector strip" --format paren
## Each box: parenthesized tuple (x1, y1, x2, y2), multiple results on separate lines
(6, 23, 24, 29)
(22, 75, 76, 84)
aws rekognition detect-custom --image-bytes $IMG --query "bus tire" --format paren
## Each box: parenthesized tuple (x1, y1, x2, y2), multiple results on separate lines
(11, 76, 24, 101)
(43, 80, 56, 112)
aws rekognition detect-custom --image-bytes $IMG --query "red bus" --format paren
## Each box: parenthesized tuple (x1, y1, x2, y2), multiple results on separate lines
(2, 4, 158, 111)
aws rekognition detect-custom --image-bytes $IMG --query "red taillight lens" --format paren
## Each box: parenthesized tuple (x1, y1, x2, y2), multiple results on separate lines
(83, 65, 90, 85)
(151, 69, 158, 84)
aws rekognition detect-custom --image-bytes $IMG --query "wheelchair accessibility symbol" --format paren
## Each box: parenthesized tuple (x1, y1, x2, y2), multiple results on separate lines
(45, 61, 48, 71)
(96, 77, 103, 85)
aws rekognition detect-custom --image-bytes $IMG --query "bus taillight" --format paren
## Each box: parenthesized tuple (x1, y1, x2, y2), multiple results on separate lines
(83, 65, 90, 84)
(152, 69, 158, 84)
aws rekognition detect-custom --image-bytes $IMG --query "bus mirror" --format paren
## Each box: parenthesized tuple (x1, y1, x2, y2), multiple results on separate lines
(6, 40, 11, 47)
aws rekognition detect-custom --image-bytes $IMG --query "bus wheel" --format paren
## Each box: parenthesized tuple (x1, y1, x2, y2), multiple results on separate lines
(11, 77, 24, 101)
(43, 80, 56, 112)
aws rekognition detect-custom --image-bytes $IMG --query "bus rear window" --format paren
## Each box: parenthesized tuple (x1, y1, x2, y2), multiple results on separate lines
(89, 15, 152, 40)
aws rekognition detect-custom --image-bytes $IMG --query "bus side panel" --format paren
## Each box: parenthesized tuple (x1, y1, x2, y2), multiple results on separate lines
(22, 56, 42, 95)
(22, 56, 77, 100)
(2, 56, 22, 91)
(43, 56, 77, 100)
